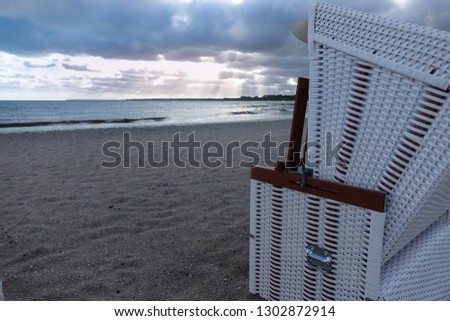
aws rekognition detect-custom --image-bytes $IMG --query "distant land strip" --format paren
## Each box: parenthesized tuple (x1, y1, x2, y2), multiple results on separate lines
(126, 95, 296, 102)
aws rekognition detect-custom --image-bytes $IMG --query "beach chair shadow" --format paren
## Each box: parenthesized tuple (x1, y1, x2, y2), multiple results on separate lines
(249, 2, 450, 300)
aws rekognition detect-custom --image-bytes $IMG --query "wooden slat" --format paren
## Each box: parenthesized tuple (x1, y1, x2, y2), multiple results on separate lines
(251, 166, 386, 213)
(287, 77, 309, 169)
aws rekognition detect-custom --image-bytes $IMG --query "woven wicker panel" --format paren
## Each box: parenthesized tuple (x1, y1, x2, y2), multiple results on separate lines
(249, 180, 385, 301)
(249, 179, 272, 299)
(309, 2, 450, 90)
(308, 3, 450, 264)
(380, 215, 450, 300)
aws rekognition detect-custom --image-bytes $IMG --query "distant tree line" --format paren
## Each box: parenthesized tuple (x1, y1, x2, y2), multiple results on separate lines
(224, 94, 295, 101)
(126, 94, 296, 101)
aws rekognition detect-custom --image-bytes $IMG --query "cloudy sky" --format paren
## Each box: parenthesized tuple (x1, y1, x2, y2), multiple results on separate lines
(0, 0, 449, 99)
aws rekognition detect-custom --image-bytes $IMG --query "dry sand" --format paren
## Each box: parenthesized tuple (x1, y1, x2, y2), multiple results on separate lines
(0, 120, 290, 300)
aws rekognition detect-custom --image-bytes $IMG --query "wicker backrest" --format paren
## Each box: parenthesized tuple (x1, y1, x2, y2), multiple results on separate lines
(307, 2, 450, 263)
(308, 2, 450, 89)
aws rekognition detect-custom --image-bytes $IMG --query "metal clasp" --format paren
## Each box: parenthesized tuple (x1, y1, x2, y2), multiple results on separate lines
(298, 168, 313, 187)
(306, 245, 332, 273)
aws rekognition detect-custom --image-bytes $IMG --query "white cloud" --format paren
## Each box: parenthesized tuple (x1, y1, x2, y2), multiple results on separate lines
(0, 52, 250, 99)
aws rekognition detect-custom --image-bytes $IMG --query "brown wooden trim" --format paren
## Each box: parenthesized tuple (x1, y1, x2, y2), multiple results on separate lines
(248, 292, 268, 301)
(251, 166, 386, 213)
(287, 77, 309, 169)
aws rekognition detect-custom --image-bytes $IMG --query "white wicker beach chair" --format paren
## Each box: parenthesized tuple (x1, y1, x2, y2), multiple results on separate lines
(249, 2, 450, 300)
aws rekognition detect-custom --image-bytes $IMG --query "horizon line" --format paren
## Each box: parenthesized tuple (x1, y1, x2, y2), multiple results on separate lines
(0, 94, 296, 102)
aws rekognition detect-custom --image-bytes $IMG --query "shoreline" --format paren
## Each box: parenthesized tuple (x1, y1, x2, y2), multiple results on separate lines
(0, 117, 293, 135)
(0, 120, 291, 300)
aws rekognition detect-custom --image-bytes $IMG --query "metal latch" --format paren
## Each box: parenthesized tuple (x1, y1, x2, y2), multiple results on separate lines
(306, 245, 332, 273)
(298, 168, 313, 187)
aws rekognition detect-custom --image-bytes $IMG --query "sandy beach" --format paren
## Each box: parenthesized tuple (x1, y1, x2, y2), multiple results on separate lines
(0, 120, 290, 300)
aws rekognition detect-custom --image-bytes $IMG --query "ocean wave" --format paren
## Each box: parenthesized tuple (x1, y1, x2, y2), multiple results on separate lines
(230, 111, 257, 115)
(0, 117, 168, 128)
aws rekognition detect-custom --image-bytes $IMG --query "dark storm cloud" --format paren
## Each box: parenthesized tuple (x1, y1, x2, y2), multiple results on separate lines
(62, 63, 96, 72)
(1, 0, 447, 62)
(0, 0, 300, 59)
(1, 1, 448, 58)
(23, 61, 56, 68)
(218, 70, 255, 80)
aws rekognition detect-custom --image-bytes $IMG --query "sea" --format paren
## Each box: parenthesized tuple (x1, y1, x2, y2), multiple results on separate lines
(0, 99, 294, 133)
